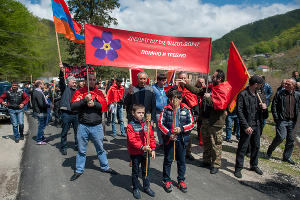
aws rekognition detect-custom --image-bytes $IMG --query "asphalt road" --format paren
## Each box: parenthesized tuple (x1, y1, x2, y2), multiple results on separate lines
(17, 114, 273, 200)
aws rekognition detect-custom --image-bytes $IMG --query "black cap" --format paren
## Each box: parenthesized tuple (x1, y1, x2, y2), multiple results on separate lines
(249, 75, 264, 85)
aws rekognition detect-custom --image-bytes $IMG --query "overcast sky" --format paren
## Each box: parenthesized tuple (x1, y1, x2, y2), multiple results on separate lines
(18, 0, 300, 40)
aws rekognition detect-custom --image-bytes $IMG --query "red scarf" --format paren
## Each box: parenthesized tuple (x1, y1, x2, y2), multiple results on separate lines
(177, 85, 198, 108)
(211, 81, 232, 110)
(107, 82, 124, 105)
(71, 86, 108, 112)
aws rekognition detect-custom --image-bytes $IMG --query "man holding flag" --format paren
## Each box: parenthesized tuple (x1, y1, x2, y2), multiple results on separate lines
(180, 69, 232, 174)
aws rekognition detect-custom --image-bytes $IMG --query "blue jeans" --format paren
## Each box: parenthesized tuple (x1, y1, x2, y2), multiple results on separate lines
(8, 109, 24, 139)
(163, 138, 186, 183)
(155, 111, 163, 145)
(61, 112, 78, 150)
(36, 115, 47, 142)
(225, 113, 240, 140)
(112, 104, 125, 136)
(76, 124, 110, 173)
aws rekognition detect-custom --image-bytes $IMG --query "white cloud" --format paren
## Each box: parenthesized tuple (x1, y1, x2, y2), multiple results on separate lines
(18, 0, 53, 20)
(18, 0, 300, 40)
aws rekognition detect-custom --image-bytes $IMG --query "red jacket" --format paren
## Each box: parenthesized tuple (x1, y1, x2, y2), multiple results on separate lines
(71, 86, 108, 112)
(106, 82, 124, 105)
(127, 118, 156, 155)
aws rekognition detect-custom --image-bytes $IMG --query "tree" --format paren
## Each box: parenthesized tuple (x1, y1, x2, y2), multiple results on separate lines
(66, 0, 120, 65)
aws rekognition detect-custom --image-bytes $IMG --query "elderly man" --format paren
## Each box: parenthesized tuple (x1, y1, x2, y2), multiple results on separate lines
(70, 73, 117, 181)
(59, 63, 79, 155)
(124, 71, 156, 122)
(0, 81, 29, 143)
(266, 78, 300, 165)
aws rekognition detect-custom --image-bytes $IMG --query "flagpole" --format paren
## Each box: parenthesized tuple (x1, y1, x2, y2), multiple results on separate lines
(129, 68, 132, 84)
(87, 65, 90, 94)
(55, 32, 66, 83)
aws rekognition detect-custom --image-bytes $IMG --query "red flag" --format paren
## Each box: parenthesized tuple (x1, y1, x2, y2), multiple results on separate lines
(227, 42, 249, 112)
(211, 81, 232, 110)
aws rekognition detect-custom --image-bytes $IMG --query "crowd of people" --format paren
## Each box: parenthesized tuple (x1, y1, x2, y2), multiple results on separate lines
(0, 67, 300, 199)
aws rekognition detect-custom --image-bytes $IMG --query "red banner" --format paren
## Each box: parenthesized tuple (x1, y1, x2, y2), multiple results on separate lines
(64, 63, 95, 81)
(227, 42, 249, 112)
(85, 24, 212, 73)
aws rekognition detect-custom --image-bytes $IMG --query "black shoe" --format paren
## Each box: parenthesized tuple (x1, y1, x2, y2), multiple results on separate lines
(250, 166, 263, 175)
(74, 146, 78, 151)
(20, 135, 24, 140)
(163, 181, 173, 193)
(101, 168, 118, 175)
(265, 153, 271, 160)
(282, 158, 296, 165)
(15, 139, 20, 143)
(144, 188, 155, 197)
(210, 167, 219, 174)
(70, 172, 82, 181)
(225, 138, 232, 143)
(199, 162, 210, 168)
(60, 149, 67, 155)
(133, 189, 141, 199)
(186, 154, 195, 161)
(103, 137, 108, 141)
(234, 170, 242, 178)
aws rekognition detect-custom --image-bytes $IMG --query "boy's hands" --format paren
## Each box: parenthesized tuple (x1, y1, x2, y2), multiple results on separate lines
(170, 134, 177, 141)
(173, 127, 181, 134)
(151, 151, 156, 159)
(143, 145, 151, 152)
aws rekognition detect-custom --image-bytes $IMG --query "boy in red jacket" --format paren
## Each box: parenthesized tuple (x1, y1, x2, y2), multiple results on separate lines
(127, 104, 156, 199)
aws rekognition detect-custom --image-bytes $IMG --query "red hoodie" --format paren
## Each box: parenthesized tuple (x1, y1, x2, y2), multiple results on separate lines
(127, 118, 156, 155)
(106, 82, 124, 105)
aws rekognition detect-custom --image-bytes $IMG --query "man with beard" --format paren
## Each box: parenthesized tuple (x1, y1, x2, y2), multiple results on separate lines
(70, 73, 117, 181)
(179, 69, 232, 174)
(234, 75, 268, 178)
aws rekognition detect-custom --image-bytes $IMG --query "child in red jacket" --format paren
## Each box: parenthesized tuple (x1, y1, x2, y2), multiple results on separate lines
(127, 104, 156, 199)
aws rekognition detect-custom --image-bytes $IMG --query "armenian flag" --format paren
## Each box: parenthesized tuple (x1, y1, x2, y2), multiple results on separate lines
(51, 0, 84, 43)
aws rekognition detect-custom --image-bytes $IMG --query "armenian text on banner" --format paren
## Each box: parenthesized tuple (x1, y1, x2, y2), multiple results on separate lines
(63, 63, 95, 80)
(227, 42, 249, 113)
(85, 24, 212, 73)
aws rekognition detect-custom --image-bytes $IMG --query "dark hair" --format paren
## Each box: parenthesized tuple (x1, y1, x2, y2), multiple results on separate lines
(262, 76, 265, 80)
(132, 104, 145, 112)
(169, 90, 183, 99)
(249, 75, 264, 86)
(216, 69, 225, 82)
(157, 73, 167, 81)
(292, 71, 298, 77)
(11, 81, 19, 85)
(115, 77, 123, 82)
(177, 71, 186, 78)
(34, 80, 43, 88)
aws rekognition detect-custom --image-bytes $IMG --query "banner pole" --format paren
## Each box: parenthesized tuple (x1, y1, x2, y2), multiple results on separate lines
(87, 65, 90, 94)
(30, 74, 32, 85)
(129, 68, 132, 84)
(155, 69, 158, 81)
(52, 80, 56, 106)
(55, 32, 66, 83)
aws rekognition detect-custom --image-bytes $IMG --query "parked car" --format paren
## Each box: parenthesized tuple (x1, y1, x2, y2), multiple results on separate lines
(0, 81, 11, 119)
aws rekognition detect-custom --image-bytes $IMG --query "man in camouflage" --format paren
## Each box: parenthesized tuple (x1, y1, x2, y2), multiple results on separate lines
(180, 69, 231, 174)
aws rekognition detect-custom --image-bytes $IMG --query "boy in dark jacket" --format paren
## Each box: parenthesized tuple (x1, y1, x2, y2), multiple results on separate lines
(127, 104, 156, 199)
(158, 90, 195, 193)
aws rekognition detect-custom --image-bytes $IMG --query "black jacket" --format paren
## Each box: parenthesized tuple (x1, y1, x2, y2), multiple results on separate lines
(237, 87, 269, 131)
(32, 89, 49, 114)
(71, 98, 102, 126)
(271, 89, 300, 123)
(124, 85, 156, 121)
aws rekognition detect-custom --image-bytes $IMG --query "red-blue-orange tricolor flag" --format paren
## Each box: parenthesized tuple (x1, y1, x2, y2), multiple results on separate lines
(51, 0, 84, 43)
(227, 41, 249, 113)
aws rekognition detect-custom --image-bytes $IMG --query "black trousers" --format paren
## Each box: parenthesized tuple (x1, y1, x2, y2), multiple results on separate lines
(130, 154, 150, 190)
(235, 126, 261, 170)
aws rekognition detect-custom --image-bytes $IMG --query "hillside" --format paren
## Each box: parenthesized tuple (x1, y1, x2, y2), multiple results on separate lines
(212, 9, 300, 60)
